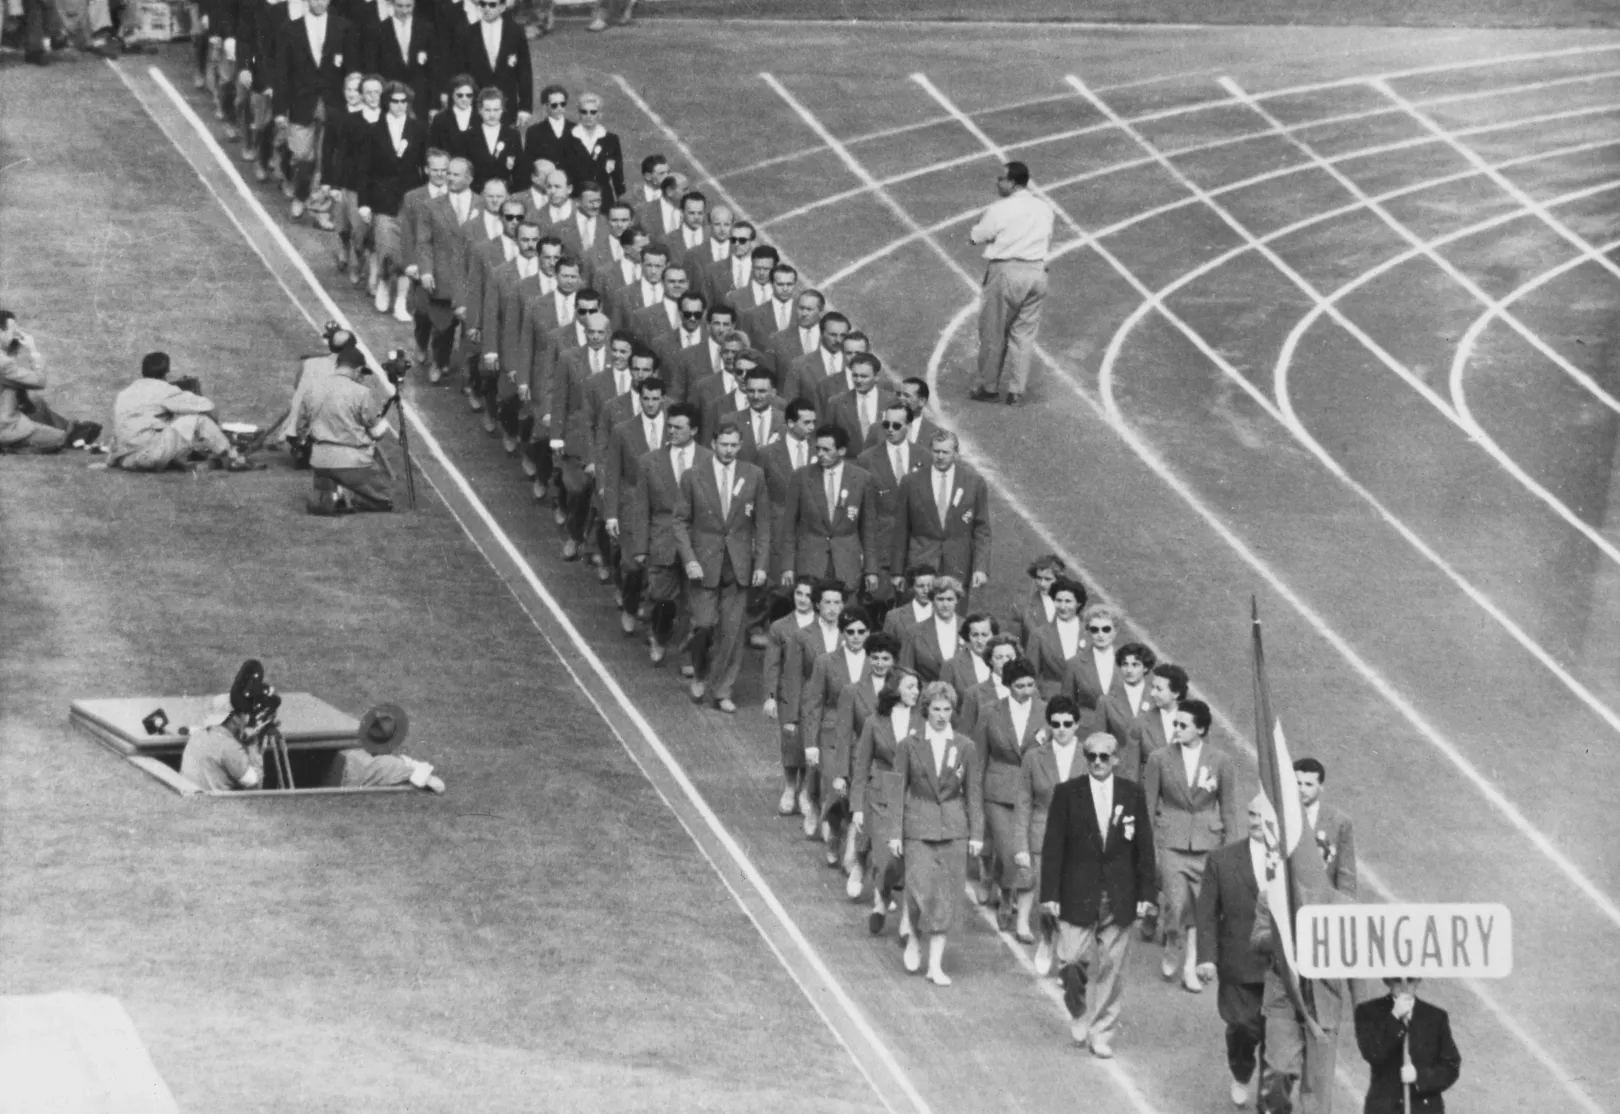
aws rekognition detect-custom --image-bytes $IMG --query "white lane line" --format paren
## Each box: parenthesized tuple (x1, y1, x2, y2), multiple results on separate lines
(133, 62, 932, 1114)
(753, 49, 1620, 231)
(919, 305, 1602, 1114)
(815, 83, 1620, 288)
(1068, 71, 1620, 934)
(1221, 78, 1620, 556)
(1450, 238, 1620, 437)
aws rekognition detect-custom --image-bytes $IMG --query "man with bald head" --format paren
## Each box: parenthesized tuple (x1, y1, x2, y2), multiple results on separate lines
(630, 263, 690, 350)
(1195, 794, 1272, 1107)
(535, 168, 575, 235)
(608, 241, 668, 334)
(413, 155, 477, 383)
(517, 157, 558, 221)
(686, 204, 733, 302)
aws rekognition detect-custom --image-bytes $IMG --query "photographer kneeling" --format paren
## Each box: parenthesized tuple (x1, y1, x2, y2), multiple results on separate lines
(109, 352, 256, 472)
(305, 346, 396, 515)
(180, 660, 279, 792)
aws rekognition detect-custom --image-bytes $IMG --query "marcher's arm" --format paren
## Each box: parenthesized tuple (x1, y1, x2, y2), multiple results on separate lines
(1417, 1013, 1462, 1096)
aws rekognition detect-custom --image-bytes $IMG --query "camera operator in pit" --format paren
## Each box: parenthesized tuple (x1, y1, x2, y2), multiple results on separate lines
(305, 345, 399, 515)
(179, 660, 281, 792)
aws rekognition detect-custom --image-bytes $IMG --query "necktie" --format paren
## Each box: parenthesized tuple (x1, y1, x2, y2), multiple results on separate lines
(825, 468, 838, 516)
(754, 412, 766, 447)
(892, 445, 905, 479)
(719, 464, 732, 518)
(591, 349, 603, 375)
(860, 392, 873, 432)
(792, 439, 804, 469)
(615, 370, 628, 395)
(935, 470, 949, 523)
(673, 447, 686, 484)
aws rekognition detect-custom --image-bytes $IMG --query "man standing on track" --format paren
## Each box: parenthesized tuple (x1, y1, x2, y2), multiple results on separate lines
(967, 160, 1053, 407)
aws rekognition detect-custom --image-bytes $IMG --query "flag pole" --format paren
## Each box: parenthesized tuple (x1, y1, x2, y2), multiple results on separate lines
(1403, 1027, 1413, 1114)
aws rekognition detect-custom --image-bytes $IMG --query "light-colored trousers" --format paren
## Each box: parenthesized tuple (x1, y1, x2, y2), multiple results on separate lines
(1263, 983, 1339, 1114)
(975, 260, 1047, 394)
(113, 414, 231, 471)
(1056, 915, 1132, 1046)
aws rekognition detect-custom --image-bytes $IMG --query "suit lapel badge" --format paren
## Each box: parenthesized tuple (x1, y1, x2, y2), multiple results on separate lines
(951, 486, 963, 508)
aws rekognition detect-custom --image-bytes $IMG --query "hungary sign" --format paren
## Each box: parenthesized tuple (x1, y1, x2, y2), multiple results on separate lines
(1294, 903, 1512, 979)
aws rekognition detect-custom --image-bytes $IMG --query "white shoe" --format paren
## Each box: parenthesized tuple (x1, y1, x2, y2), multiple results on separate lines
(1230, 1079, 1250, 1106)
(925, 969, 952, 987)
(801, 806, 818, 839)
(845, 864, 864, 900)
(1161, 949, 1180, 981)
(1034, 935, 1053, 977)
(777, 786, 797, 816)
(289, 198, 305, 219)
(374, 280, 391, 313)
(392, 278, 413, 322)
(902, 936, 921, 973)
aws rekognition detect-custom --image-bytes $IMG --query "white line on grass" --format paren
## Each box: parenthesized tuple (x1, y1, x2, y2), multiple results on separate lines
(1066, 71, 1620, 932)
(130, 61, 933, 1114)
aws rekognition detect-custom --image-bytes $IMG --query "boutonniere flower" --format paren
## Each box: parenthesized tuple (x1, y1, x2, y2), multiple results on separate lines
(494, 141, 504, 154)
(1111, 804, 1124, 826)
(1196, 767, 1218, 793)
(1123, 815, 1136, 841)
(333, 52, 343, 66)
(962, 509, 974, 524)
(732, 478, 744, 498)
(838, 488, 848, 505)
(417, 50, 427, 64)
(952, 487, 963, 507)
(506, 53, 517, 67)
(744, 502, 754, 516)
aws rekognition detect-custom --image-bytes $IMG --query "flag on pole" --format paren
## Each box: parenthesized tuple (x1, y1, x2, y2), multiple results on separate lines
(1251, 596, 1335, 1023)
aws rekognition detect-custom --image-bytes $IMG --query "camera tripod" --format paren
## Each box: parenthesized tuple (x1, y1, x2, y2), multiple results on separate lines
(378, 384, 418, 512)
(262, 723, 295, 790)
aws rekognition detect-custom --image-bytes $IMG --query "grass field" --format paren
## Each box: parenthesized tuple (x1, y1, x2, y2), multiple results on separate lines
(4, 9, 1620, 1114)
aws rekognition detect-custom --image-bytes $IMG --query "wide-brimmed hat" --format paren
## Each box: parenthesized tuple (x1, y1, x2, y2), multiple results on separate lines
(358, 703, 409, 755)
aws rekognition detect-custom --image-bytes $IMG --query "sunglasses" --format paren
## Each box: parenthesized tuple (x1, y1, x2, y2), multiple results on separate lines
(1084, 751, 1115, 763)
(1087, 624, 1113, 633)
(880, 420, 906, 430)
(844, 627, 868, 636)
(389, 96, 409, 103)
(501, 213, 524, 221)
(680, 310, 704, 319)
(453, 91, 474, 98)
(730, 236, 753, 244)
(579, 108, 599, 115)
(477, 1, 500, 7)
(547, 100, 567, 108)
(1049, 717, 1076, 728)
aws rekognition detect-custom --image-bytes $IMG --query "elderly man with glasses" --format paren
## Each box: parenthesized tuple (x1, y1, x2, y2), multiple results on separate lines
(1039, 722, 1156, 1058)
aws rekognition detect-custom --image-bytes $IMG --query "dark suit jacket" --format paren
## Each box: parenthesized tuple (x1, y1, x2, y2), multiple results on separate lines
(974, 696, 1047, 806)
(363, 15, 440, 109)
(778, 461, 878, 590)
(1062, 647, 1130, 712)
(894, 730, 984, 844)
(1354, 997, 1461, 1114)
(724, 278, 771, 316)
(856, 440, 923, 584)
(649, 330, 707, 403)
(862, 415, 942, 455)
(521, 115, 590, 192)
(1014, 740, 1086, 860)
(898, 614, 964, 685)
(574, 127, 625, 203)
(780, 619, 843, 728)
(601, 413, 662, 523)
(274, 13, 355, 124)
(892, 463, 992, 584)
(850, 709, 914, 820)
(674, 458, 770, 587)
(801, 651, 872, 758)
(1194, 840, 1267, 985)
(1024, 620, 1079, 700)
(741, 299, 795, 354)
(790, 348, 842, 411)
(465, 122, 522, 193)
(630, 298, 680, 350)
(1143, 744, 1241, 853)
(676, 341, 724, 404)
(456, 16, 532, 119)
(763, 610, 815, 702)
(831, 673, 887, 786)
(628, 445, 712, 566)
(1098, 687, 1158, 783)
(427, 105, 477, 162)
(731, 405, 787, 465)
(825, 387, 896, 455)
(1009, 584, 1056, 648)
(356, 115, 428, 215)
(1040, 775, 1155, 928)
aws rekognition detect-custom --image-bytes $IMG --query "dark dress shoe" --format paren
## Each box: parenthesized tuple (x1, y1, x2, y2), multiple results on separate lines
(868, 909, 886, 935)
(1005, 392, 1022, 406)
(967, 386, 1000, 403)
(1062, 963, 1088, 1019)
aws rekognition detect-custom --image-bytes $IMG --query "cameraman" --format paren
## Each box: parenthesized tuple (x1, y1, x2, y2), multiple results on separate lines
(305, 346, 396, 515)
(179, 660, 279, 792)
(109, 352, 255, 472)
(0, 310, 102, 454)
(282, 325, 357, 468)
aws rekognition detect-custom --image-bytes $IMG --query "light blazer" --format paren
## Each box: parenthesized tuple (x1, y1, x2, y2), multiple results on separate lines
(779, 620, 843, 731)
(831, 672, 888, 787)
(801, 650, 871, 759)
(600, 413, 663, 524)
(627, 444, 712, 567)
(1009, 584, 1056, 648)
(974, 696, 1047, 806)
(1194, 839, 1267, 985)
(1143, 744, 1241, 853)
(777, 461, 878, 590)
(1013, 740, 1087, 860)
(894, 729, 984, 844)
(897, 615, 965, 685)
(731, 405, 787, 465)
(892, 463, 992, 585)
(1062, 647, 1130, 712)
(1040, 774, 1155, 928)
(1310, 802, 1358, 897)
(850, 709, 915, 820)
(649, 330, 707, 403)
(673, 457, 771, 586)
(1024, 619, 1081, 700)
(1099, 686, 1159, 784)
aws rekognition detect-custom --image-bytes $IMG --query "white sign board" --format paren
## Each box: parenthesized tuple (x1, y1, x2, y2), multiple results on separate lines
(1294, 903, 1512, 979)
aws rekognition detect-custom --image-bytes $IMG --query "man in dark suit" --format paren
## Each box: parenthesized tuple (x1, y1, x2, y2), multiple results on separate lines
(741, 262, 799, 358)
(702, 219, 757, 309)
(730, 365, 786, 465)
(667, 190, 712, 275)
(862, 374, 942, 454)
(790, 310, 849, 412)
(674, 420, 770, 711)
(549, 311, 612, 557)
(725, 245, 779, 316)
(602, 374, 668, 635)
(628, 403, 711, 666)
(699, 340, 760, 442)
(1194, 797, 1272, 1107)
(362, 0, 439, 112)
(457, 0, 532, 126)
(826, 352, 896, 453)
(607, 243, 668, 335)
(466, 87, 522, 192)
(856, 398, 926, 633)
(749, 397, 816, 644)
(1354, 980, 1461, 1114)
(676, 304, 733, 402)
(557, 183, 615, 289)
(891, 430, 991, 599)
(650, 292, 708, 403)
(1040, 730, 1155, 1058)
(761, 289, 824, 387)
(685, 204, 733, 303)
(814, 328, 872, 415)
(523, 84, 590, 191)
(272, 0, 354, 219)
(778, 423, 877, 597)
(630, 263, 688, 351)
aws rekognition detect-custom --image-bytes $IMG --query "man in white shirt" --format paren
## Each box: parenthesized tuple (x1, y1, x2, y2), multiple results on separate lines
(968, 160, 1054, 406)
(1294, 758, 1356, 898)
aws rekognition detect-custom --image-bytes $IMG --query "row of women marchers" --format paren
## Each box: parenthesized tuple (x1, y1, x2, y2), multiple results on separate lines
(180, 35, 1457, 1108)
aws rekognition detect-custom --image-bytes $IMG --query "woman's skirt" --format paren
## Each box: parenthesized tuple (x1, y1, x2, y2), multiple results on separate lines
(904, 837, 966, 935)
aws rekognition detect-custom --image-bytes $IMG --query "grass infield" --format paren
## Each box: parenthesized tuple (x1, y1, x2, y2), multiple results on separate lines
(0, 62, 874, 1113)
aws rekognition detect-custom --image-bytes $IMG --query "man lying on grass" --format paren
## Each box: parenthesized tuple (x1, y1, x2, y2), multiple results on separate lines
(327, 703, 446, 792)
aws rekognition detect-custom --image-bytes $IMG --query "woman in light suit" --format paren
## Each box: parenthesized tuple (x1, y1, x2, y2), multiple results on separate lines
(1024, 575, 1088, 700)
(1013, 695, 1089, 972)
(973, 657, 1046, 933)
(829, 631, 899, 898)
(801, 607, 872, 865)
(851, 666, 919, 936)
(888, 680, 984, 986)
(897, 576, 964, 684)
